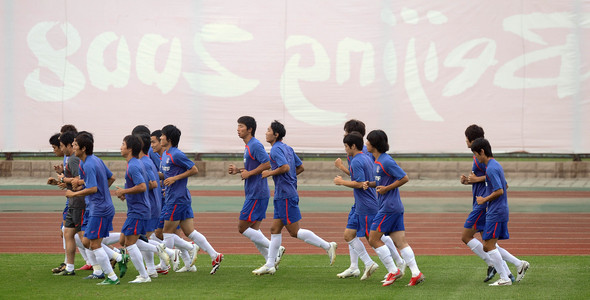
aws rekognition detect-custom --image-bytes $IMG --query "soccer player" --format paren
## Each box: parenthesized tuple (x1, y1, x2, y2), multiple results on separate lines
(333, 132, 380, 280)
(228, 116, 285, 268)
(47, 132, 69, 273)
(253, 120, 337, 275)
(471, 138, 530, 286)
(65, 132, 120, 285)
(364, 130, 424, 287)
(159, 124, 223, 275)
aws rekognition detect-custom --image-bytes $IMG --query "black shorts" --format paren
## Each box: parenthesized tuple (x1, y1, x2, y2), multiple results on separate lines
(63, 207, 85, 232)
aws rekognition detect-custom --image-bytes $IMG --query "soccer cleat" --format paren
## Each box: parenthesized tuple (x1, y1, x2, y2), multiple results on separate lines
(156, 244, 170, 267)
(156, 267, 169, 275)
(327, 242, 337, 266)
(407, 272, 425, 286)
(118, 252, 129, 278)
(516, 261, 530, 282)
(509, 273, 515, 283)
(190, 243, 199, 267)
(171, 249, 181, 271)
(360, 262, 379, 281)
(176, 265, 197, 273)
(52, 263, 66, 273)
(54, 269, 75, 276)
(83, 273, 105, 279)
(148, 271, 158, 278)
(382, 269, 403, 287)
(337, 267, 360, 278)
(96, 278, 120, 285)
(274, 246, 286, 269)
(129, 275, 152, 283)
(210, 253, 224, 275)
(489, 278, 512, 286)
(484, 266, 497, 282)
(397, 260, 407, 277)
(76, 264, 93, 271)
(252, 265, 276, 276)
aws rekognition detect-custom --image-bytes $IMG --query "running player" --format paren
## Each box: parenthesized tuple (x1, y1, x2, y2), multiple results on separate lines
(253, 120, 337, 275)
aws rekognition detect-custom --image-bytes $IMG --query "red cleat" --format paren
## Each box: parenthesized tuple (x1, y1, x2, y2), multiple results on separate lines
(76, 264, 93, 271)
(407, 272, 425, 286)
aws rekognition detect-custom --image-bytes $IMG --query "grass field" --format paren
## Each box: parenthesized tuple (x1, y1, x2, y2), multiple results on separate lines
(1, 254, 588, 299)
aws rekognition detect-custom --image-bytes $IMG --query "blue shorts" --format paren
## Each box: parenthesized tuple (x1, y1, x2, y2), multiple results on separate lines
(273, 197, 302, 225)
(122, 217, 148, 236)
(464, 209, 486, 231)
(482, 221, 510, 240)
(345, 206, 358, 229)
(162, 203, 194, 222)
(84, 215, 114, 240)
(80, 210, 89, 232)
(370, 213, 405, 234)
(240, 198, 269, 222)
(146, 217, 159, 232)
(347, 213, 376, 238)
(62, 204, 68, 221)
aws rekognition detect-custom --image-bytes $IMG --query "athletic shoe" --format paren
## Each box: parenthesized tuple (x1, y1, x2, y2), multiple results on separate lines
(210, 253, 224, 275)
(76, 264, 93, 271)
(337, 267, 360, 278)
(252, 265, 276, 276)
(397, 260, 407, 277)
(360, 262, 379, 281)
(96, 278, 120, 285)
(327, 242, 337, 265)
(156, 244, 170, 267)
(489, 278, 512, 286)
(274, 246, 286, 269)
(176, 265, 197, 273)
(509, 273, 515, 283)
(407, 272, 425, 286)
(129, 275, 152, 283)
(516, 261, 530, 282)
(189, 243, 199, 267)
(53, 269, 75, 276)
(484, 266, 497, 282)
(382, 269, 403, 287)
(171, 249, 181, 271)
(148, 271, 158, 278)
(83, 273, 105, 279)
(156, 267, 169, 275)
(52, 263, 66, 273)
(118, 252, 129, 278)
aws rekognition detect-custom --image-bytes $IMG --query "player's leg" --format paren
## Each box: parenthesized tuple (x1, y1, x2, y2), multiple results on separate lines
(253, 219, 284, 275)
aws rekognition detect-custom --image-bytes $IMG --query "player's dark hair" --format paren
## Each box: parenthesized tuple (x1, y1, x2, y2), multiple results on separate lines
(76, 131, 94, 143)
(367, 130, 389, 153)
(136, 132, 151, 154)
(59, 131, 76, 147)
(470, 138, 493, 158)
(132, 125, 150, 136)
(343, 119, 366, 137)
(75, 132, 94, 155)
(465, 124, 485, 142)
(238, 116, 257, 136)
(49, 133, 61, 147)
(162, 125, 181, 147)
(124, 135, 142, 158)
(60, 124, 78, 134)
(151, 130, 162, 141)
(270, 120, 286, 141)
(343, 131, 364, 151)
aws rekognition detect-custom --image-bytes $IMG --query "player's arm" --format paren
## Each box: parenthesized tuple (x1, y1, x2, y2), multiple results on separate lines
(148, 180, 158, 190)
(334, 158, 350, 175)
(65, 186, 97, 198)
(107, 176, 116, 187)
(262, 164, 289, 178)
(376, 175, 409, 195)
(240, 161, 271, 180)
(476, 188, 503, 205)
(333, 175, 364, 189)
(163, 165, 198, 186)
(295, 164, 304, 175)
(115, 182, 147, 197)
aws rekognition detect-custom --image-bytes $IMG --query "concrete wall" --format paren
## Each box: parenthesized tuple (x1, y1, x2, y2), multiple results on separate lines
(1, 160, 588, 180)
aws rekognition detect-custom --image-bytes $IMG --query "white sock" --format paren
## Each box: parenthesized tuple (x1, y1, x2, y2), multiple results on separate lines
(101, 232, 121, 245)
(296, 228, 330, 250)
(136, 239, 158, 253)
(173, 235, 193, 251)
(93, 247, 115, 278)
(381, 235, 403, 265)
(243, 228, 270, 259)
(101, 244, 118, 260)
(467, 239, 492, 265)
(66, 263, 75, 272)
(487, 248, 508, 280)
(265, 234, 282, 267)
(348, 244, 359, 269)
(142, 251, 156, 274)
(400, 246, 420, 277)
(150, 233, 163, 243)
(497, 245, 522, 267)
(163, 233, 175, 250)
(501, 259, 511, 277)
(180, 249, 191, 267)
(127, 244, 148, 278)
(62, 226, 66, 250)
(375, 245, 397, 273)
(74, 234, 89, 264)
(349, 237, 373, 268)
(188, 230, 218, 260)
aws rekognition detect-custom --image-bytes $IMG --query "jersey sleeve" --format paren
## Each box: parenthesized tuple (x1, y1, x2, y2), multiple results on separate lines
(252, 142, 270, 164)
(84, 163, 98, 189)
(271, 147, 288, 168)
(173, 151, 195, 171)
(293, 151, 302, 167)
(487, 165, 504, 192)
(384, 159, 406, 180)
(129, 164, 146, 187)
(350, 159, 367, 182)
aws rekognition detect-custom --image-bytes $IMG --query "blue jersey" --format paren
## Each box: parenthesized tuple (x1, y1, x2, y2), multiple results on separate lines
(269, 141, 301, 200)
(244, 137, 270, 200)
(148, 147, 161, 171)
(471, 156, 488, 212)
(124, 157, 151, 220)
(349, 153, 378, 215)
(374, 153, 406, 214)
(160, 147, 194, 205)
(140, 156, 162, 219)
(484, 159, 509, 222)
(79, 155, 115, 218)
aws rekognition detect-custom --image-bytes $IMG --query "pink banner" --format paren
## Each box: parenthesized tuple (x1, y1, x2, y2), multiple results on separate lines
(1, 1, 589, 153)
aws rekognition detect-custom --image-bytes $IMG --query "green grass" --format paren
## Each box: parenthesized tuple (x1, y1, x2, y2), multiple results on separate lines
(1, 254, 588, 299)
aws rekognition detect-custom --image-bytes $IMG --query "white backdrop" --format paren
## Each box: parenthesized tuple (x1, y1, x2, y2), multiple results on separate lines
(1, 0, 589, 153)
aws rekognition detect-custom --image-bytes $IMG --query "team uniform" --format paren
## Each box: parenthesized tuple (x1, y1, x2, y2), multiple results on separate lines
(464, 156, 488, 231)
(240, 137, 270, 222)
(370, 154, 406, 234)
(481, 159, 509, 241)
(63, 155, 86, 232)
(269, 141, 303, 225)
(121, 157, 151, 237)
(79, 155, 115, 240)
(160, 147, 195, 221)
(347, 153, 379, 237)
